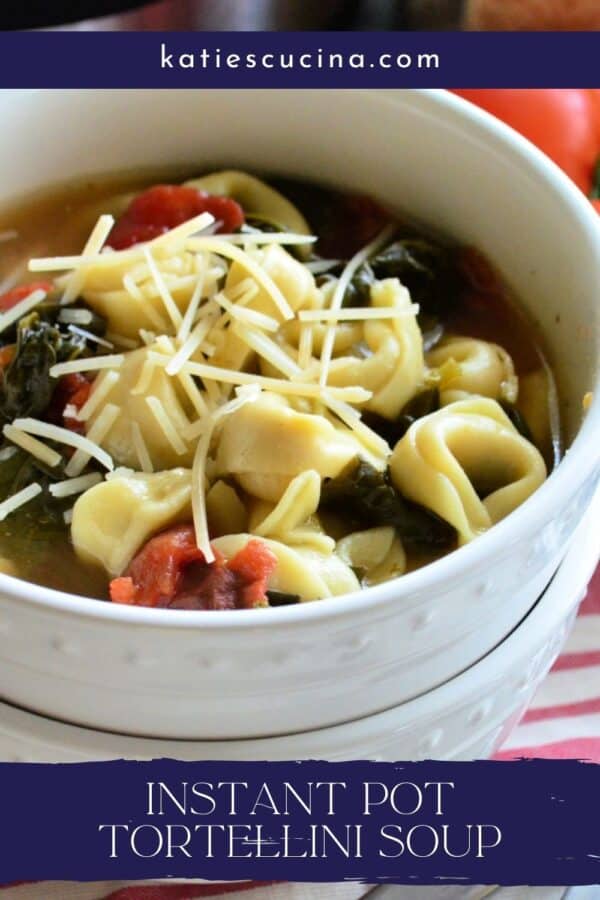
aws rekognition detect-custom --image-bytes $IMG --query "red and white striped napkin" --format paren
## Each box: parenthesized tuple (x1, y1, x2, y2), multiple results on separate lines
(3, 566, 599, 900)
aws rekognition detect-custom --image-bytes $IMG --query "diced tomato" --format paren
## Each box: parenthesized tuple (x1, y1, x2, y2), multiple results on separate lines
(107, 185, 245, 250)
(0, 280, 54, 311)
(227, 539, 278, 608)
(108, 577, 136, 605)
(108, 526, 277, 611)
(47, 373, 92, 434)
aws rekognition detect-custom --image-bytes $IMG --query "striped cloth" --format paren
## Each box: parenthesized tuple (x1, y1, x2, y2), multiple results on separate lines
(3, 566, 599, 900)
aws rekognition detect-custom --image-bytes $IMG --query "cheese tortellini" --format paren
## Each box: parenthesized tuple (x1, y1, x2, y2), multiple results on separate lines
(212, 533, 360, 601)
(426, 336, 518, 404)
(389, 397, 547, 544)
(86, 343, 196, 470)
(185, 171, 311, 243)
(214, 392, 385, 502)
(71, 468, 192, 575)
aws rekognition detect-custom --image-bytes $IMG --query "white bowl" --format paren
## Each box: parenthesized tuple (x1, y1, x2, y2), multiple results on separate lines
(0, 89, 598, 739)
(1, 493, 597, 763)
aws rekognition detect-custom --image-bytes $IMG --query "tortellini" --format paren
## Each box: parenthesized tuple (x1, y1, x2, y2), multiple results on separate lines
(337, 527, 406, 586)
(86, 343, 196, 470)
(71, 468, 192, 575)
(214, 392, 384, 502)
(283, 278, 425, 420)
(248, 470, 335, 554)
(389, 397, 547, 545)
(426, 336, 518, 404)
(81, 244, 210, 339)
(185, 171, 311, 241)
(211, 244, 321, 372)
(212, 534, 360, 601)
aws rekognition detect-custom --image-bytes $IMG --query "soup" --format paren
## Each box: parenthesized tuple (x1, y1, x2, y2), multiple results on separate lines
(0, 171, 560, 608)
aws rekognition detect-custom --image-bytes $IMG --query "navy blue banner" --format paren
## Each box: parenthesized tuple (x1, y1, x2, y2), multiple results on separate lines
(2, 759, 600, 884)
(0, 32, 597, 88)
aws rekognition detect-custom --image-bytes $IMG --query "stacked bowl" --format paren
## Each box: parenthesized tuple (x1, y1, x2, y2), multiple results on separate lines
(0, 89, 598, 759)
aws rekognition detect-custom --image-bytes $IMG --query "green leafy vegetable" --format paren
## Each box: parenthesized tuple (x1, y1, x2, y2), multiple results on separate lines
(337, 236, 462, 316)
(363, 388, 440, 447)
(0, 310, 93, 424)
(266, 590, 301, 607)
(320, 458, 455, 548)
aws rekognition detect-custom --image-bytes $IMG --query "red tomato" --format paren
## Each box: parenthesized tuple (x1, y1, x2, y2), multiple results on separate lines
(453, 90, 600, 195)
(109, 526, 276, 610)
(107, 185, 245, 250)
(0, 280, 53, 311)
(47, 373, 92, 435)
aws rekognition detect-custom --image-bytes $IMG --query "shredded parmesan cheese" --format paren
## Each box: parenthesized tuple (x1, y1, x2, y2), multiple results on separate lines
(49, 471, 103, 498)
(191, 385, 261, 561)
(76, 370, 119, 422)
(60, 214, 115, 305)
(0, 288, 47, 334)
(143, 246, 183, 330)
(147, 353, 372, 403)
(319, 223, 397, 387)
(58, 308, 94, 326)
(12, 417, 114, 472)
(67, 325, 114, 349)
(209, 232, 317, 246)
(185, 238, 294, 321)
(0, 482, 42, 521)
(49, 354, 124, 378)
(2, 424, 62, 468)
(145, 396, 188, 455)
(212, 292, 279, 332)
(131, 421, 154, 473)
(231, 323, 301, 379)
(323, 394, 391, 458)
(166, 313, 218, 376)
(177, 260, 207, 343)
(300, 305, 419, 322)
(64, 404, 120, 477)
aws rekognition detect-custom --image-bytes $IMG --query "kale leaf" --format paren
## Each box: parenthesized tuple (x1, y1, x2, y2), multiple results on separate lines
(320, 458, 455, 548)
(363, 388, 440, 447)
(266, 590, 301, 607)
(0, 310, 92, 424)
(339, 236, 462, 316)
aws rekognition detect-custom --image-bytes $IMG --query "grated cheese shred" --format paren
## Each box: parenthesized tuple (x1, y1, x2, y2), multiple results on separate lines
(2, 424, 62, 468)
(0, 482, 42, 521)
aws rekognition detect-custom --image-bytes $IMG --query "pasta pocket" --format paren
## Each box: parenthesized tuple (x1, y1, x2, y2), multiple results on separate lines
(71, 468, 192, 575)
(212, 534, 360, 601)
(85, 344, 196, 470)
(185, 171, 311, 241)
(214, 392, 385, 502)
(248, 470, 335, 554)
(295, 278, 424, 419)
(211, 244, 320, 373)
(337, 526, 407, 585)
(427, 336, 518, 404)
(389, 397, 546, 544)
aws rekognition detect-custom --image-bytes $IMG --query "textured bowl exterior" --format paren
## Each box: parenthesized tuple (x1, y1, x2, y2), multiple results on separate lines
(0, 89, 598, 738)
(1, 501, 597, 763)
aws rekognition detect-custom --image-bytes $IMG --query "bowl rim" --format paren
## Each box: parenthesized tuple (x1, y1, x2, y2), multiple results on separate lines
(0, 87, 598, 629)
